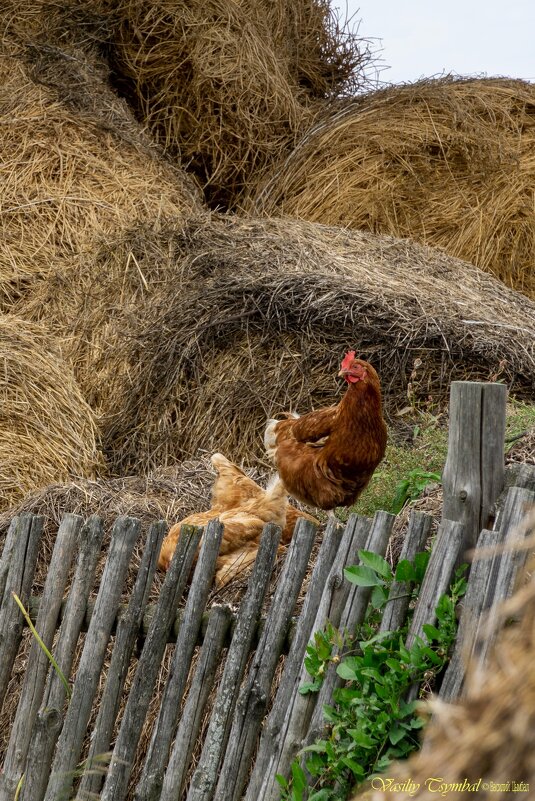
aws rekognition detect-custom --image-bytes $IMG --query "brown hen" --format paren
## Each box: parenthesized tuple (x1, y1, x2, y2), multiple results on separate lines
(264, 353, 387, 511)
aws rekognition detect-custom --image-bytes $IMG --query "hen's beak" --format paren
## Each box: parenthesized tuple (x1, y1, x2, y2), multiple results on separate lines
(338, 369, 349, 378)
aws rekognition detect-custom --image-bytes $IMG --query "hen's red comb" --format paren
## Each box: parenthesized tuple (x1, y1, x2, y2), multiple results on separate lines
(340, 351, 356, 371)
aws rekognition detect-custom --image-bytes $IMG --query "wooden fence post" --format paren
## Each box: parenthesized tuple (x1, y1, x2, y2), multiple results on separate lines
(442, 381, 507, 561)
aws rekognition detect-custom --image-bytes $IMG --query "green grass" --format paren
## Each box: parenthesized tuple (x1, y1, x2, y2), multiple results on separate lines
(344, 400, 535, 520)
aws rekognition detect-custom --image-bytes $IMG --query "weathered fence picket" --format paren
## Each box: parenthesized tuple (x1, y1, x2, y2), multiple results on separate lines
(21, 516, 105, 801)
(101, 524, 202, 801)
(186, 523, 282, 801)
(0, 379, 532, 801)
(0, 514, 42, 715)
(79, 520, 167, 799)
(135, 519, 225, 801)
(44, 516, 141, 801)
(1, 514, 81, 799)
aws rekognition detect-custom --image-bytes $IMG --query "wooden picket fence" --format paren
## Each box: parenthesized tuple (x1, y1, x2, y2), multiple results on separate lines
(0, 381, 534, 801)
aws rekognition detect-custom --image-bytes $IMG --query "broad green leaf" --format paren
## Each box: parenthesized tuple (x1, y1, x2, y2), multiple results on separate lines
(337, 661, 358, 681)
(357, 550, 393, 579)
(422, 623, 441, 643)
(341, 756, 366, 778)
(388, 724, 406, 745)
(344, 565, 382, 587)
(395, 559, 416, 582)
(371, 585, 388, 609)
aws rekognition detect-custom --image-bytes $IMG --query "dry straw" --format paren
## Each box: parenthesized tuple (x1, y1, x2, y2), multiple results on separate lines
(0, 38, 201, 314)
(0, 315, 101, 512)
(359, 509, 535, 800)
(248, 77, 535, 298)
(104, 0, 375, 207)
(63, 213, 535, 476)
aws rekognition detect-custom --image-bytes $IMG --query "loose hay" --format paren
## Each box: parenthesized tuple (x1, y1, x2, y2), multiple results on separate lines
(0, 315, 101, 512)
(0, 42, 201, 313)
(248, 77, 535, 298)
(75, 214, 535, 475)
(103, 0, 375, 208)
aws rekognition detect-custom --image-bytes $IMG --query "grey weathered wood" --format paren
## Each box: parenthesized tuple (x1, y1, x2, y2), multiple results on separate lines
(440, 528, 501, 702)
(0, 514, 43, 715)
(214, 518, 317, 801)
(186, 523, 282, 801)
(44, 516, 141, 801)
(0, 518, 19, 608)
(101, 524, 201, 801)
(135, 519, 224, 801)
(1, 514, 82, 796)
(404, 519, 464, 702)
(442, 381, 506, 562)
(405, 519, 464, 650)
(21, 516, 104, 801)
(380, 511, 432, 633)
(160, 605, 232, 801)
(245, 519, 343, 801)
(79, 520, 167, 799)
(306, 511, 395, 746)
(474, 487, 535, 673)
(495, 463, 535, 523)
(254, 514, 371, 798)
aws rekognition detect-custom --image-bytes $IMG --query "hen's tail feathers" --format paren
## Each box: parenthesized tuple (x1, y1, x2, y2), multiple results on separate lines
(264, 473, 288, 518)
(264, 419, 279, 460)
(211, 452, 236, 473)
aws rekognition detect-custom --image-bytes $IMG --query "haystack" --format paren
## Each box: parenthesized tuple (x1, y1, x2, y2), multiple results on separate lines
(0, 315, 101, 512)
(61, 213, 535, 476)
(360, 510, 535, 800)
(103, 0, 374, 207)
(0, 40, 201, 314)
(248, 78, 535, 298)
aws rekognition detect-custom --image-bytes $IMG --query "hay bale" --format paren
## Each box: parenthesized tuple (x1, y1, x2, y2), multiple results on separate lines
(103, 0, 374, 207)
(67, 214, 534, 476)
(248, 77, 535, 298)
(0, 40, 201, 313)
(361, 510, 535, 800)
(0, 315, 101, 512)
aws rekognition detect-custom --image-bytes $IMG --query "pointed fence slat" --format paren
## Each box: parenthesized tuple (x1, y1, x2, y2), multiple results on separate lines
(305, 511, 395, 748)
(406, 519, 464, 650)
(214, 518, 317, 801)
(1, 514, 82, 797)
(0, 514, 43, 715)
(380, 511, 432, 633)
(100, 524, 202, 801)
(244, 518, 344, 801)
(160, 605, 233, 801)
(20, 516, 104, 801)
(186, 523, 282, 801)
(439, 528, 502, 702)
(44, 516, 141, 801)
(442, 381, 506, 562)
(473, 486, 535, 674)
(79, 520, 167, 799)
(135, 519, 225, 801)
(252, 514, 371, 797)
(0, 518, 19, 608)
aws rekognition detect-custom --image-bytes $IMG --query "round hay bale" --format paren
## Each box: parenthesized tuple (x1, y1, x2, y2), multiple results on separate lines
(69, 214, 535, 476)
(103, 0, 374, 208)
(248, 77, 535, 298)
(0, 43, 201, 313)
(360, 510, 535, 800)
(0, 315, 101, 511)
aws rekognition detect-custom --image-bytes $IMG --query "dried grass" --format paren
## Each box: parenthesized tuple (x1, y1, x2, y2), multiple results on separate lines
(66, 213, 535, 476)
(248, 77, 535, 298)
(0, 39, 201, 312)
(0, 315, 101, 512)
(361, 509, 535, 800)
(102, 0, 375, 207)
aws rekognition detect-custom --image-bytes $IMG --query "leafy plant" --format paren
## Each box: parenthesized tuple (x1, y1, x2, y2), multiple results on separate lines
(278, 553, 467, 801)
(391, 469, 441, 514)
